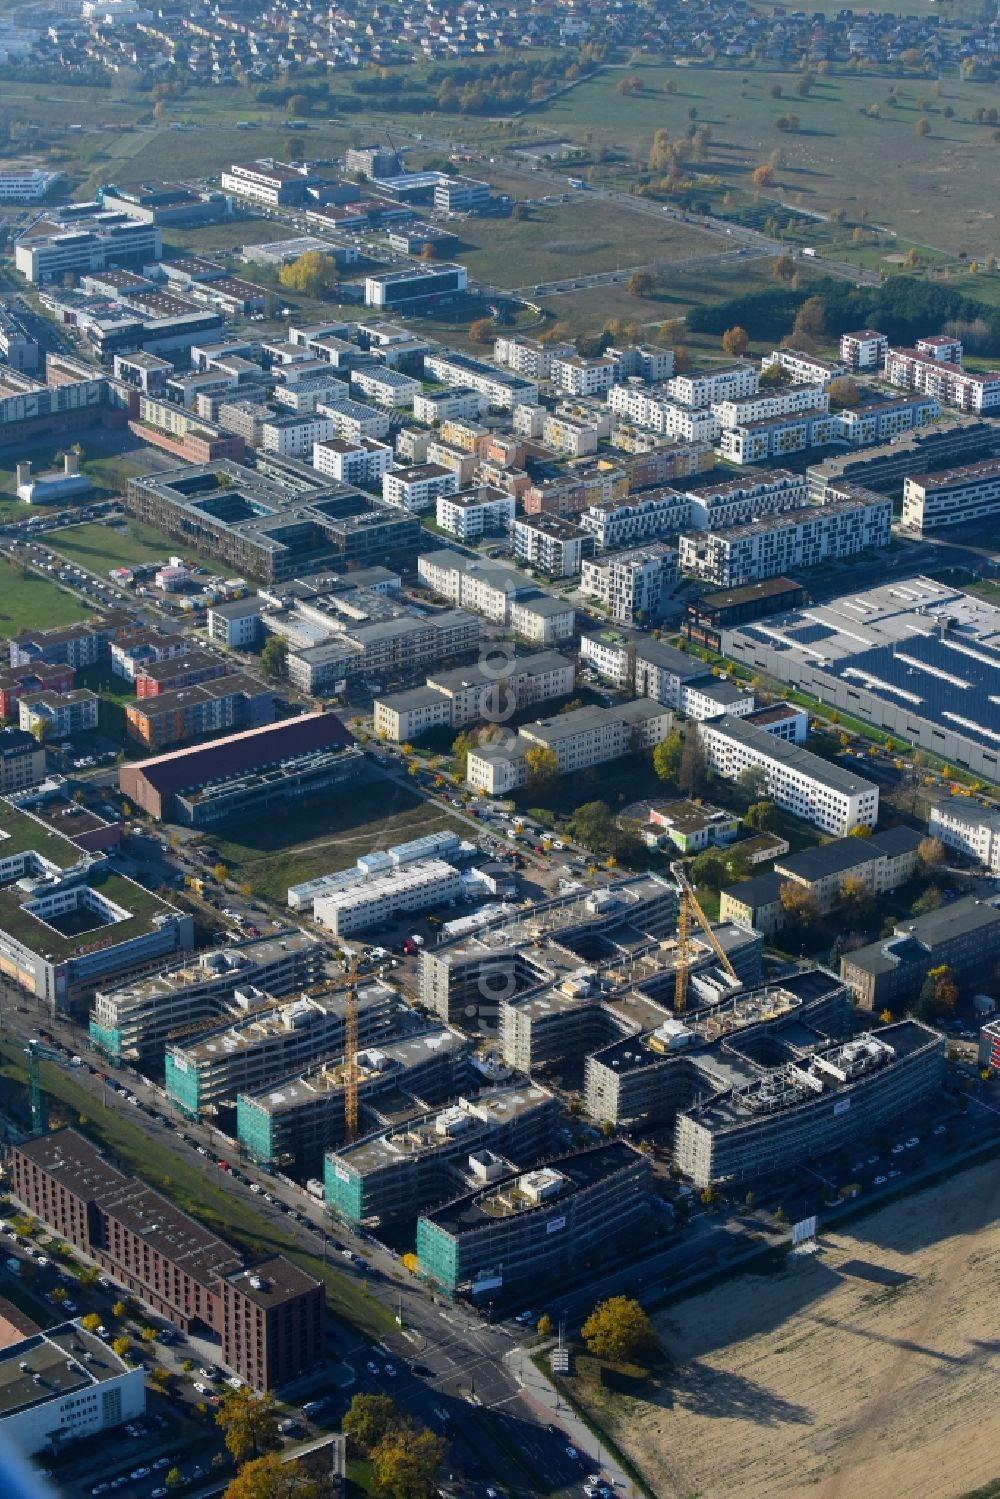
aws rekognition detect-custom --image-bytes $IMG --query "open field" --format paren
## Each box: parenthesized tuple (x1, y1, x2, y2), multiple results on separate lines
(0, 1040, 396, 1340)
(0, 558, 91, 634)
(535, 66, 1000, 254)
(208, 777, 468, 903)
(52, 518, 181, 572)
(583, 1157, 1000, 1499)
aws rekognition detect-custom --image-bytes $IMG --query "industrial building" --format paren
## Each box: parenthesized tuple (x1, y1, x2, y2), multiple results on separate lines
(236, 1022, 470, 1178)
(415, 1142, 651, 1299)
(0, 799, 192, 1012)
(698, 710, 879, 836)
(840, 894, 1000, 1011)
(324, 1084, 559, 1228)
(89, 931, 326, 1065)
(118, 712, 356, 823)
(722, 577, 1000, 782)
(0, 1321, 145, 1459)
(10, 1131, 321, 1391)
(164, 981, 399, 1119)
(674, 1020, 944, 1186)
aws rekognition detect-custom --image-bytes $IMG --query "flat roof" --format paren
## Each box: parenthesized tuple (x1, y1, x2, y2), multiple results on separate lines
(708, 714, 878, 796)
(224, 1256, 320, 1309)
(0, 1322, 131, 1417)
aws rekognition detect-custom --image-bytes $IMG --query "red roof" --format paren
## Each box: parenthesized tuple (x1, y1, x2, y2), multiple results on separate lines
(124, 711, 354, 797)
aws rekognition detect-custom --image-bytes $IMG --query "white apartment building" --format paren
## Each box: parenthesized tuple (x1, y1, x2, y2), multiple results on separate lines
(19, 689, 99, 738)
(610, 346, 675, 384)
(466, 699, 674, 795)
(351, 366, 421, 409)
(207, 598, 261, 650)
(422, 351, 538, 412)
(314, 859, 463, 936)
(383, 463, 459, 512)
(542, 412, 599, 457)
(508, 594, 575, 645)
(686, 470, 807, 530)
(412, 387, 490, 425)
(679, 676, 756, 722)
(261, 412, 334, 459)
(885, 347, 1000, 414)
(712, 384, 830, 429)
(764, 349, 847, 385)
(550, 353, 620, 397)
(901, 458, 1000, 535)
(512, 514, 590, 578)
(840, 329, 888, 373)
(493, 335, 574, 380)
(928, 797, 1000, 872)
(835, 394, 939, 447)
(699, 714, 879, 835)
(436, 486, 515, 540)
(317, 397, 392, 444)
(313, 436, 393, 487)
(665, 364, 759, 408)
(719, 411, 842, 466)
(418, 550, 574, 642)
(580, 544, 678, 624)
(373, 685, 455, 742)
(608, 384, 721, 443)
(374, 650, 576, 741)
(678, 489, 891, 587)
(579, 489, 692, 549)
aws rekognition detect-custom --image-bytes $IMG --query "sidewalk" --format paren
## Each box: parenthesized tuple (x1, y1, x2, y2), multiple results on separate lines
(503, 1346, 639, 1498)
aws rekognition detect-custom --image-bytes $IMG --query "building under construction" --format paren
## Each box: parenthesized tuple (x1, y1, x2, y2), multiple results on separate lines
(235, 1021, 470, 1179)
(675, 1017, 944, 1186)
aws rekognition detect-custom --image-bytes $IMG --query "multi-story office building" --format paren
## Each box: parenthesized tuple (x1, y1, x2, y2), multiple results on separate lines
(842, 895, 1000, 1010)
(416, 1142, 650, 1298)
(840, 329, 888, 372)
(0, 728, 46, 794)
(675, 1020, 943, 1186)
(929, 796, 1000, 872)
(436, 486, 515, 541)
(14, 215, 162, 283)
(236, 1023, 469, 1177)
(383, 463, 459, 512)
(10, 1130, 321, 1390)
(901, 458, 1000, 535)
(578, 488, 691, 549)
(422, 350, 538, 412)
(720, 825, 923, 935)
(466, 699, 673, 795)
(345, 145, 400, 179)
(699, 711, 879, 835)
(580, 544, 677, 624)
(0, 1320, 145, 1458)
(512, 514, 592, 578)
(678, 489, 891, 587)
(220, 160, 314, 207)
(433, 175, 492, 213)
(124, 674, 273, 750)
(324, 1084, 559, 1227)
(314, 859, 463, 937)
(364, 264, 468, 311)
(89, 931, 325, 1065)
(0, 166, 60, 203)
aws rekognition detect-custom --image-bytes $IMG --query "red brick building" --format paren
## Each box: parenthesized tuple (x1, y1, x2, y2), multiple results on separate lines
(133, 651, 229, 698)
(0, 663, 75, 720)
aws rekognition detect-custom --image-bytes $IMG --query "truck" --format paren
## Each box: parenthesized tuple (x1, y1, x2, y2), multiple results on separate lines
(566, 177, 586, 190)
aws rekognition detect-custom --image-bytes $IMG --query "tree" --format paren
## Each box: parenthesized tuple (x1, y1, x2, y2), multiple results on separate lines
(524, 744, 560, 788)
(222, 1455, 326, 1499)
(658, 318, 685, 343)
(140, 1326, 158, 1343)
(736, 764, 769, 803)
(165, 1472, 185, 1493)
(912, 885, 943, 916)
(260, 636, 288, 682)
(537, 1313, 554, 1337)
(849, 823, 872, 838)
(828, 376, 860, 409)
(627, 271, 655, 298)
(468, 317, 494, 345)
(771, 254, 795, 282)
(689, 848, 728, 890)
(678, 727, 707, 797)
(212, 863, 228, 885)
(751, 164, 775, 188)
(419, 241, 438, 260)
(838, 874, 876, 929)
(746, 799, 778, 832)
(915, 117, 931, 137)
(343, 1394, 403, 1458)
(51, 1286, 68, 1305)
(581, 1296, 654, 1363)
(652, 730, 682, 783)
(792, 295, 826, 340)
(216, 1388, 281, 1468)
(111, 1300, 126, 1320)
(80, 1312, 101, 1333)
(278, 251, 336, 298)
(775, 113, 801, 132)
(721, 325, 749, 357)
(779, 882, 820, 933)
(917, 836, 946, 874)
(914, 963, 958, 1020)
(371, 1426, 445, 1499)
(111, 1337, 130, 1359)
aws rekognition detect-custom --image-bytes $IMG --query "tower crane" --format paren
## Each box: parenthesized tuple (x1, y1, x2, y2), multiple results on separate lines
(343, 953, 361, 1145)
(24, 1039, 74, 1137)
(671, 860, 741, 1016)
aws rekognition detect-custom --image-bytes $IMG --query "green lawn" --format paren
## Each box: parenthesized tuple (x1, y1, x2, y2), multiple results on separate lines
(208, 779, 468, 903)
(0, 1040, 396, 1341)
(51, 519, 180, 573)
(0, 559, 91, 635)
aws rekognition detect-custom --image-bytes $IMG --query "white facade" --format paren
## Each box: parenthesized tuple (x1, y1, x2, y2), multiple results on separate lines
(493, 336, 573, 380)
(15, 221, 162, 283)
(373, 687, 454, 743)
(579, 489, 692, 549)
(436, 488, 515, 540)
(686, 470, 807, 531)
(551, 354, 619, 397)
(885, 347, 1000, 414)
(314, 858, 462, 935)
(467, 699, 673, 794)
(581, 547, 678, 624)
(261, 413, 334, 459)
(718, 411, 842, 466)
(313, 437, 392, 487)
(712, 384, 829, 429)
(0, 1326, 145, 1458)
(413, 387, 490, 425)
(317, 396, 392, 444)
(840, 330, 888, 373)
(835, 395, 939, 448)
(608, 384, 720, 443)
(0, 167, 58, 203)
(764, 349, 846, 385)
(383, 464, 459, 512)
(512, 516, 587, 578)
(929, 799, 1000, 872)
(207, 602, 260, 650)
(665, 365, 759, 408)
(423, 352, 537, 413)
(699, 716, 879, 835)
(351, 367, 421, 409)
(901, 458, 1000, 535)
